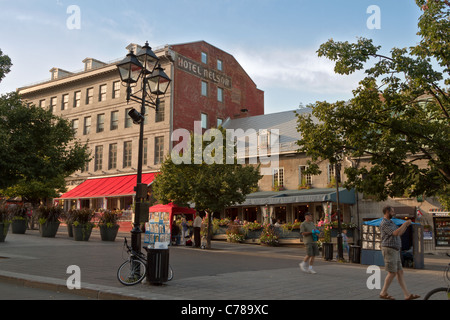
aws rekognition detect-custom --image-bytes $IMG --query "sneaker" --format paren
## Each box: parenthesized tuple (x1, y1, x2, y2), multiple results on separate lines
(308, 267, 317, 274)
(299, 262, 307, 272)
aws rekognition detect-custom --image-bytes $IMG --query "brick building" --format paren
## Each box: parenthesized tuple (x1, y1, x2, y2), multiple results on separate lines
(17, 41, 264, 211)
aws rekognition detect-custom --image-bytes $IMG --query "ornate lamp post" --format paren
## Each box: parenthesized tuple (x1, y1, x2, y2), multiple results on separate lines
(335, 161, 344, 261)
(116, 42, 171, 253)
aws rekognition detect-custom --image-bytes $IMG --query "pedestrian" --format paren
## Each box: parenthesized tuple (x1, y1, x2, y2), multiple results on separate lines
(336, 229, 350, 260)
(181, 216, 188, 245)
(299, 212, 319, 274)
(379, 206, 420, 300)
(193, 212, 203, 248)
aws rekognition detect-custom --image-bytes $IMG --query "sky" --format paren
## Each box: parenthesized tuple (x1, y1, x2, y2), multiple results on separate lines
(0, 0, 423, 115)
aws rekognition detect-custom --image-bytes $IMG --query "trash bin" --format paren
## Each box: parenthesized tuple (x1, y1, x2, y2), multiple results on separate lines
(144, 247, 170, 284)
(349, 245, 361, 263)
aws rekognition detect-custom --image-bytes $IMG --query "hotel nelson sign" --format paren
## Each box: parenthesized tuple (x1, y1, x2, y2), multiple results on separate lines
(176, 54, 232, 89)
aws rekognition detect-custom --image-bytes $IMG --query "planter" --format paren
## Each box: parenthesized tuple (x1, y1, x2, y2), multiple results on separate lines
(39, 221, 60, 238)
(67, 223, 73, 237)
(73, 224, 94, 241)
(280, 229, 301, 239)
(99, 224, 119, 241)
(246, 229, 263, 239)
(0, 222, 11, 242)
(11, 219, 27, 234)
(322, 242, 334, 261)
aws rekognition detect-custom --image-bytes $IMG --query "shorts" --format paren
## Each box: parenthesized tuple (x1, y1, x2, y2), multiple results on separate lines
(382, 247, 403, 273)
(306, 243, 319, 257)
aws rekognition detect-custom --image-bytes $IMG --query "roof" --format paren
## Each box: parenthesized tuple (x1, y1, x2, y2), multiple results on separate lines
(223, 108, 313, 153)
(58, 173, 157, 199)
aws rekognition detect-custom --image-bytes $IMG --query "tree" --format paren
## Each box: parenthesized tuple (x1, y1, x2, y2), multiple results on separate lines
(0, 92, 91, 204)
(0, 49, 12, 83)
(152, 127, 262, 248)
(296, 0, 449, 209)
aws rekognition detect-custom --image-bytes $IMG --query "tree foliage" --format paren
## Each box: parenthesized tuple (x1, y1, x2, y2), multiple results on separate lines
(0, 92, 91, 203)
(296, 0, 449, 208)
(152, 127, 262, 248)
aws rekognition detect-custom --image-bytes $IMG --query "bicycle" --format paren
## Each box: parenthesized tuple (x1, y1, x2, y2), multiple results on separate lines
(117, 238, 173, 286)
(424, 253, 449, 300)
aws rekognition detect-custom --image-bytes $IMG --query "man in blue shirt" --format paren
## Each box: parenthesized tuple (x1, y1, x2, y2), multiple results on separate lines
(379, 206, 420, 300)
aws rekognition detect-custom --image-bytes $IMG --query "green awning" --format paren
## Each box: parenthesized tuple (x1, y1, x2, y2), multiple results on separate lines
(236, 188, 355, 206)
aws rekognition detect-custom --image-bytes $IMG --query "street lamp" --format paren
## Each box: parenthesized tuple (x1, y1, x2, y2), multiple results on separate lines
(116, 41, 171, 253)
(335, 161, 344, 261)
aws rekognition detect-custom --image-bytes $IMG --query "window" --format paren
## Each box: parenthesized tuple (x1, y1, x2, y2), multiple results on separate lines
(83, 116, 91, 135)
(258, 130, 270, 150)
(50, 97, 57, 112)
(201, 113, 208, 129)
(74, 91, 81, 108)
(108, 143, 117, 170)
(217, 59, 223, 71)
(201, 52, 208, 64)
(62, 94, 69, 110)
(143, 138, 148, 165)
(201, 81, 208, 96)
(113, 81, 120, 99)
(97, 114, 105, 133)
(299, 165, 312, 187)
(123, 141, 132, 168)
(217, 118, 223, 127)
(71, 119, 79, 135)
(125, 108, 133, 128)
(86, 88, 94, 105)
(217, 87, 223, 102)
(94, 145, 103, 171)
(99, 84, 107, 102)
(327, 164, 336, 184)
(155, 100, 165, 122)
(111, 111, 119, 130)
(273, 168, 284, 189)
(39, 99, 46, 109)
(154, 136, 164, 165)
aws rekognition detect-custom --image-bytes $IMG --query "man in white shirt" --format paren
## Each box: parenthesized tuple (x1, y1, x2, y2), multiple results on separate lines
(193, 212, 203, 248)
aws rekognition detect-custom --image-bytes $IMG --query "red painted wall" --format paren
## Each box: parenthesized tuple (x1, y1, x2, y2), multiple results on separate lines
(169, 41, 264, 133)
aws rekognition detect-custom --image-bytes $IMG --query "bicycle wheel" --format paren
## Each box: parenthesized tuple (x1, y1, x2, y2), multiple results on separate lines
(424, 287, 450, 300)
(117, 258, 146, 286)
(168, 265, 174, 281)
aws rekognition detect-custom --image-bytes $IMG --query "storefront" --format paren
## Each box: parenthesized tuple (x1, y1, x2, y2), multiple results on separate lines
(430, 209, 450, 248)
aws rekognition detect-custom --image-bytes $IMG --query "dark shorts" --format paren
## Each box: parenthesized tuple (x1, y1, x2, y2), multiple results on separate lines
(306, 243, 319, 257)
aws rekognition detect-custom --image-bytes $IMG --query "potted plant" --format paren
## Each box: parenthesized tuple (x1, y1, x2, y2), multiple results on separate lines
(226, 224, 245, 243)
(259, 224, 279, 246)
(0, 204, 12, 242)
(10, 204, 28, 234)
(35, 206, 63, 238)
(242, 221, 263, 239)
(98, 210, 121, 241)
(71, 208, 95, 241)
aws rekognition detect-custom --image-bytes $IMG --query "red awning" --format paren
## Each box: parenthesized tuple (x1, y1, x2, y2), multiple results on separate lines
(58, 173, 158, 199)
(149, 203, 196, 215)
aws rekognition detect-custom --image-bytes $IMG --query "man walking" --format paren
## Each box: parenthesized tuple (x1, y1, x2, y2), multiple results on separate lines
(193, 212, 203, 248)
(379, 206, 420, 300)
(299, 212, 319, 274)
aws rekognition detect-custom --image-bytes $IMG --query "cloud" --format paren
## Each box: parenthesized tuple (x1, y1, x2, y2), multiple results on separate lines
(233, 46, 364, 96)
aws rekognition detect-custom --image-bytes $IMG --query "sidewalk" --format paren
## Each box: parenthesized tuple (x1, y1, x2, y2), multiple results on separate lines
(0, 227, 448, 300)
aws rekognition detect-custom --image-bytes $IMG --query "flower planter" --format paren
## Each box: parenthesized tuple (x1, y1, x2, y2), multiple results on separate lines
(73, 224, 93, 241)
(0, 222, 11, 242)
(39, 221, 60, 238)
(99, 224, 119, 241)
(11, 219, 27, 234)
(246, 229, 262, 239)
(280, 229, 301, 239)
(322, 242, 334, 261)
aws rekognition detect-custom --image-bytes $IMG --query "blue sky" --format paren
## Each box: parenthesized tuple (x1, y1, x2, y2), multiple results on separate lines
(0, 0, 423, 114)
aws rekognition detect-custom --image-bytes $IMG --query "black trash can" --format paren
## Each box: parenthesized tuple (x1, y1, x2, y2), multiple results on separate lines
(144, 248, 170, 284)
(349, 245, 361, 263)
